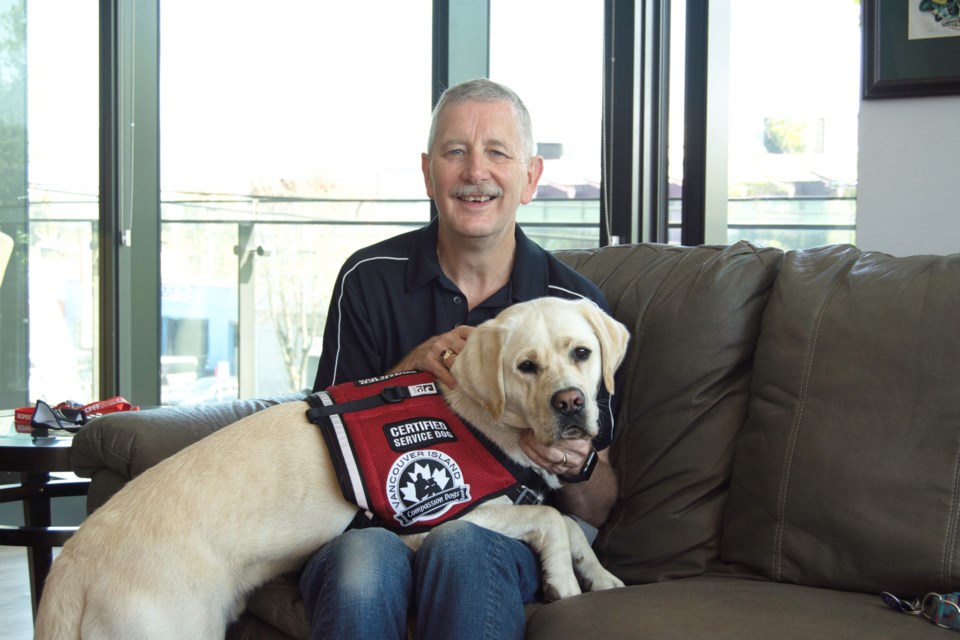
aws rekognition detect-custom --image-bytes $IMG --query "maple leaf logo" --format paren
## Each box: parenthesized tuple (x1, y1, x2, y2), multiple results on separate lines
(400, 462, 451, 504)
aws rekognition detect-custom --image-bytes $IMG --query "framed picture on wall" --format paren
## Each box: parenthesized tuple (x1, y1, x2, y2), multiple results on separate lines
(863, 0, 960, 99)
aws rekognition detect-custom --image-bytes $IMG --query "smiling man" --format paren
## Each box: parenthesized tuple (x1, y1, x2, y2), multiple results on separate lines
(303, 79, 619, 640)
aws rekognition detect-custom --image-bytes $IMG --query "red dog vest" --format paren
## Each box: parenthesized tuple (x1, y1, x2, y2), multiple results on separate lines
(306, 371, 549, 533)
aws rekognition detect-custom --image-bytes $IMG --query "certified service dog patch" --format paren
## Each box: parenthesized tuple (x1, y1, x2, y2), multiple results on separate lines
(387, 449, 469, 526)
(306, 371, 549, 533)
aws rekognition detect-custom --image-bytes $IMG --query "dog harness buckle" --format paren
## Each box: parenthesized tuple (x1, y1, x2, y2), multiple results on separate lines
(380, 385, 407, 404)
(513, 485, 546, 506)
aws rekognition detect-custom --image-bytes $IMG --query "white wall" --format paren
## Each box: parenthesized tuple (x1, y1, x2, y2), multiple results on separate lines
(857, 95, 960, 256)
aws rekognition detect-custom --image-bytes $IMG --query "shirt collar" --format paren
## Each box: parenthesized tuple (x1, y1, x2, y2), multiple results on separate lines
(509, 224, 549, 302)
(404, 218, 549, 298)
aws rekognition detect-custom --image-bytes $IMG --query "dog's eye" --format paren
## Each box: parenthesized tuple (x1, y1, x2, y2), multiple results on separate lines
(572, 347, 591, 362)
(517, 360, 539, 374)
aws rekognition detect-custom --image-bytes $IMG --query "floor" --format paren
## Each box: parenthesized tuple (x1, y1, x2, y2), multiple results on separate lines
(0, 546, 46, 640)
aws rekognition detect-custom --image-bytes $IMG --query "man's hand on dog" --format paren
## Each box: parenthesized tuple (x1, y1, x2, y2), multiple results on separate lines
(519, 431, 593, 477)
(389, 325, 475, 389)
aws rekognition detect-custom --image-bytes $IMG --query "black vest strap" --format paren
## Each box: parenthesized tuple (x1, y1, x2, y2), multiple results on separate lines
(305, 384, 423, 424)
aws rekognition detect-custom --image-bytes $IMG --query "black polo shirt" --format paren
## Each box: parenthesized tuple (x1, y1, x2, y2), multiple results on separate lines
(312, 218, 617, 448)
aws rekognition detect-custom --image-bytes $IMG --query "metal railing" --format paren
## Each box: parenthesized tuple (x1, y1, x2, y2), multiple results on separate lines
(13, 192, 856, 409)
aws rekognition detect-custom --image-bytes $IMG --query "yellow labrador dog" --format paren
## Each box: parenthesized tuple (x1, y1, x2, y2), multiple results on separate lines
(35, 297, 629, 640)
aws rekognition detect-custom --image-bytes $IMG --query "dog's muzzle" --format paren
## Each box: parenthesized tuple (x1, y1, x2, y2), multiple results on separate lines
(552, 388, 585, 416)
(550, 387, 594, 441)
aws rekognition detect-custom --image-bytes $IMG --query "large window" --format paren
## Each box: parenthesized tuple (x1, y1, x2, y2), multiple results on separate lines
(668, 0, 859, 247)
(159, 1, 432, 401)
(489, 0, 604, 250)
(0, 0, 99, 418)
(725, 0, 859, 248)
(0, 1, 866, 418)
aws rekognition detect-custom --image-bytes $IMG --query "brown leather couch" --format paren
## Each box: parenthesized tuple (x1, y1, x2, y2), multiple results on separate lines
(70, 241, 960, 638)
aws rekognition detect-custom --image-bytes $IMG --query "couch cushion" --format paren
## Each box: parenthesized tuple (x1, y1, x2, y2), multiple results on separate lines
(242, 573, 310, 640)
(524, 576, 946, 639)
(556, 242, 782, 584)
(722, 245, 960, 596)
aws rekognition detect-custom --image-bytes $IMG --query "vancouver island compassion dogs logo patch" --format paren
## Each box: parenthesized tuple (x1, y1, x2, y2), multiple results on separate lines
(386, 448, 472, 527)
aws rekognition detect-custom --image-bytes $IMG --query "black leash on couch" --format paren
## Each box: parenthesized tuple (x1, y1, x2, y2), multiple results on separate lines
(882, 591, 960, 630)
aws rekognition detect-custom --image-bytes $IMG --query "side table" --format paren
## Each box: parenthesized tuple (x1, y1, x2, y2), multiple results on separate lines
(0, 435, 89, 620)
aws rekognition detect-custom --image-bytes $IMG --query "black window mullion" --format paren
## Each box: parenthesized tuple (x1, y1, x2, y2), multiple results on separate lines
(602, 0, 636, 246)
(431, 0, 449, 108)
(680, 0, 708, 246)
(99, 0, 120, 397)
(647, 0, 671, 243)
(429, 0, 449, 222)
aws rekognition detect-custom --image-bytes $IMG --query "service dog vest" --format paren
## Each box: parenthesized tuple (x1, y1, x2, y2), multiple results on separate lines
(305, 371, 551, 533)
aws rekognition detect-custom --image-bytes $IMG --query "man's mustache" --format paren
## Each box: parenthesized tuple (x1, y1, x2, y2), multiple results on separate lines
(450, 184, 502, 199)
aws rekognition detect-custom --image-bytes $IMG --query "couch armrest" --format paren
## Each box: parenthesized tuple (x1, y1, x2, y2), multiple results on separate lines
(70, 391, 308, 513)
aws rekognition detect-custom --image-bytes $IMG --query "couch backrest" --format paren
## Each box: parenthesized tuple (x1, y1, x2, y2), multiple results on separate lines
(722, 245, 960, 597)
(556, 241, 783, 584)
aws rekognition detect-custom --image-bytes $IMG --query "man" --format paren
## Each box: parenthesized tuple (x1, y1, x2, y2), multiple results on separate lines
(301, 78, 618, 640)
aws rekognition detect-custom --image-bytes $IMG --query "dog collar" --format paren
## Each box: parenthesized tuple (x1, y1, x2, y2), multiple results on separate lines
(558, 446, 598, 484)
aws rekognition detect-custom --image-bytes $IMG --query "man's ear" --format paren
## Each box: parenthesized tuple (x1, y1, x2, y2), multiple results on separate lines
(519, 155, 544, 205)
(579, 301, 629, 394)
(421, 153, 435, 199)
(453, 323, 507, 419)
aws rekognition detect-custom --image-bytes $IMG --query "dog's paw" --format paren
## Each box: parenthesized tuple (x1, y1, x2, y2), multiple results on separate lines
(542, 575, 582, 601)
(581, 569, 625, 592)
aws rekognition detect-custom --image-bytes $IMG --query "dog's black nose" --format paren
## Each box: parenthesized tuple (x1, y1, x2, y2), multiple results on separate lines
(551, 388, 585, 416)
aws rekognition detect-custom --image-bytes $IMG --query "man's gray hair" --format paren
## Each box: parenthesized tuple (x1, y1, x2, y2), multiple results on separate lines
(426, 78, 535, 160)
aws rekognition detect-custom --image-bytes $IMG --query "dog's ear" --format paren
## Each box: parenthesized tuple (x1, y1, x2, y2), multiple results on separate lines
(454, 322, 507, 419)
(579, 301, 630, 394)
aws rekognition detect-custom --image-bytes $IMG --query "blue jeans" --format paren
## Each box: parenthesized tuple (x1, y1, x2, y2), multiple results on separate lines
(299, 521, 542, 640)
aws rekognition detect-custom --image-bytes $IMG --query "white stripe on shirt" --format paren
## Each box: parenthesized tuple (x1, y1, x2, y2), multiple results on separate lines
(332, 256, 409, 385)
